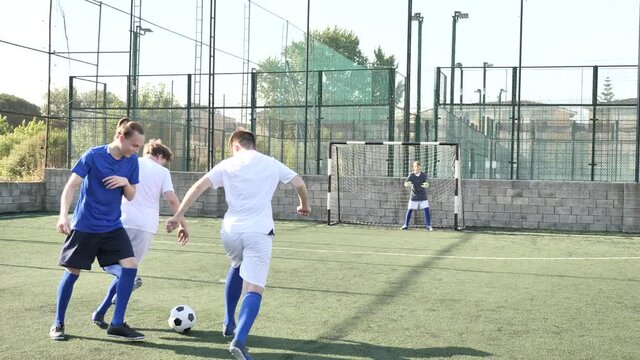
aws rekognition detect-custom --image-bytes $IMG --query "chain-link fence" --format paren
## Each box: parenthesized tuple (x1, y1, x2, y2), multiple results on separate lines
(433, 65, 639, 182)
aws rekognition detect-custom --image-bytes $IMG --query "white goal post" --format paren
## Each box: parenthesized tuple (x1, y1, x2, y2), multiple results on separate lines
(327, 141, 464, 230)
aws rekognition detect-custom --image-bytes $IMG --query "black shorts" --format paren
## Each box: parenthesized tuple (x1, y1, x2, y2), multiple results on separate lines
(57, 227, 135, 270)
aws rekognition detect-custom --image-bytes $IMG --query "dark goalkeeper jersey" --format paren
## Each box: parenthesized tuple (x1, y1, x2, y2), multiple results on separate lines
(406, 172, 428, 201)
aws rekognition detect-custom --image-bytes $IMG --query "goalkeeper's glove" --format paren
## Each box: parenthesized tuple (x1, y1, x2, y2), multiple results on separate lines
(421, 182, 430, 188)
(404, 181, 411, 187)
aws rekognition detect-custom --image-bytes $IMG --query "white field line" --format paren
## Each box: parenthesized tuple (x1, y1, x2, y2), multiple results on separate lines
(154, 240, 640, 260)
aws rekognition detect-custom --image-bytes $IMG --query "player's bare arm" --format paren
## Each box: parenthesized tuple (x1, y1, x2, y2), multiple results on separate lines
(103, 175, 136, 201)
(57, 173, 82, 235)
(289, 175, 311, 216)
(166, 176, 213, 232)
(165, 190, 190, 245)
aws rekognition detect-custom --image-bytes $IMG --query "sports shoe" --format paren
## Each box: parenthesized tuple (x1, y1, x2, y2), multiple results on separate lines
(92, 312, 108, 329)
(222, 323, 236, 337)
(106, 323, 145, 341)
(427, 226, 433, 231)
(133, 276, 143, 290)
(401, 225, 408, 230)
(49, 323, 65, 340)
(229, 339, 252, 360)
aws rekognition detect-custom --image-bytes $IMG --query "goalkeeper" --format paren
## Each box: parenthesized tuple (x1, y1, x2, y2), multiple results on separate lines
(401, 161, 432, 230)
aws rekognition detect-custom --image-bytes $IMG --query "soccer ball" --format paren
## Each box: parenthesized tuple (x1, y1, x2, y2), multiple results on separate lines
(168, 305, 196, 333)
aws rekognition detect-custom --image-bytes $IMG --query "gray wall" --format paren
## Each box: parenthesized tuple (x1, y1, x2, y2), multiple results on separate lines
(1, 169, 638, 233)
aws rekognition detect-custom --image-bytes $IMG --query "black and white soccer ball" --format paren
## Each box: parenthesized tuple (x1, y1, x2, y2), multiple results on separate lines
(168, 304, 196, 333)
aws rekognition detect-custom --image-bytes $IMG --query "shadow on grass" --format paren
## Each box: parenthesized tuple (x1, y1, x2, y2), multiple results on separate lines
(70, 329, 492, 359)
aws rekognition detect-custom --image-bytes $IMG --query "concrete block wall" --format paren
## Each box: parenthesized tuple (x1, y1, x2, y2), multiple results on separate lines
(0, 181, 45, 213)
(2, 169, 638, 233)
(462, 180, 640, 233)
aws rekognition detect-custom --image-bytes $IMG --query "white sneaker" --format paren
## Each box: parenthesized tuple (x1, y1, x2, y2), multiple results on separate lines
(427, 226, 433, 231)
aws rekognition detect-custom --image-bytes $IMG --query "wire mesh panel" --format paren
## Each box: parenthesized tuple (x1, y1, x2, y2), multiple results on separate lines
(328, 142, 463, 229)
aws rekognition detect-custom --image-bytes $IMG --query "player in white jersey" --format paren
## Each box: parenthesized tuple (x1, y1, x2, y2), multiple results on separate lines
(166, 128, 310, 360)
(92, 139, 188, 328)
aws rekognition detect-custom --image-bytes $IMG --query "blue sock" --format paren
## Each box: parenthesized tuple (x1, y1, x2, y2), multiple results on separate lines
(424, 208, 431, 227)
(404, 209, 413, 227)
(224, 266, 243, 329)
(54, 271, 79, 325)
(95, 276, 118, 317)
(234, 291, 262, 344)
(111, 267, 137, 326)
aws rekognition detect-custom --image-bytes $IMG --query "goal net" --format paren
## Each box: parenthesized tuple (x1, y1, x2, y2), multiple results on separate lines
(327, 141, 463, 230)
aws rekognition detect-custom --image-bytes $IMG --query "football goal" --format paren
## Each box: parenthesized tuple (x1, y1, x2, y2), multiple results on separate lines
(327, 141, 463, 230)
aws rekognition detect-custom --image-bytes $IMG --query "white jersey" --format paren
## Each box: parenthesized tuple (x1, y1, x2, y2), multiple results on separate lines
(206, 150, 298, 234)
(121, 157, 175, 234)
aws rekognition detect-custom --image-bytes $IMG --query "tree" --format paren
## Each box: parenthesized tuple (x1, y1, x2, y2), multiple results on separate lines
(370, 46, 397, 68)
(599, 77, 615, 103)
(312, 26, 368, 66)
(0, 93, 41, 128)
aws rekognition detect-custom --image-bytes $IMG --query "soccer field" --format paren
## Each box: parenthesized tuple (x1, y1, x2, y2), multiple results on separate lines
(1, 213, 639, 360)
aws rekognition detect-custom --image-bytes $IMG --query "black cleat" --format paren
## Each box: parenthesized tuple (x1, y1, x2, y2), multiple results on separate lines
(92, 312, 108, 329)
(106, 323, 145, 341)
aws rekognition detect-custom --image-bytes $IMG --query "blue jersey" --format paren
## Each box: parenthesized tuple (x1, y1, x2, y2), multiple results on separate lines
(71, 145, 140, 233)
(406, 172, 428, 201)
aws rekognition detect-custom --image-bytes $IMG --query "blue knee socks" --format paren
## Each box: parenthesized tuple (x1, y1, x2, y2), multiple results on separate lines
(54, 271, 79, 325)
(424, 207, 431, 227)
(234, 291, 262, 344)
(404, 209, 413, 227)
(224, 266, 243, 329)
(111, 267, 137, 326)
(94, 277, 118, 317)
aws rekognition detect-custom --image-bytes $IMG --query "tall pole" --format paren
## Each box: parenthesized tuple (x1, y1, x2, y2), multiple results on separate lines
(636, 1, 640, 182)
(414, 13, 423, 142)
(303, 0, 310, 174)
(516, 0, 524, 179)
(457, 63, 463, 110)
(403, 0, 413, 143)
(449, 14, 457, 114)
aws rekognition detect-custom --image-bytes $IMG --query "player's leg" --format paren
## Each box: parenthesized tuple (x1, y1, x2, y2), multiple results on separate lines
(221, 231, 244, 337)
(127, 228, 154, 290)
(229, 232, 273, 360)
(51, 230, 97, 340)
(92, 265, 122, 328)
(423, 200, 432, 230)
(97, 228, 144, 340)
(402, 201, 418, 229)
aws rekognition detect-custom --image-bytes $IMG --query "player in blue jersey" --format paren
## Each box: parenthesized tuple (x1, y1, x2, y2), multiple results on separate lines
(166, 128, 311, 360)
(49, 118, 146, 341)
(401, 161, 432, 230)
(91, 139, 189, 328)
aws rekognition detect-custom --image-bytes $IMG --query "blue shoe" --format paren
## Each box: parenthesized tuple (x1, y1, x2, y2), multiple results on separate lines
(229, 338, 252, 360)
(222, 323, 235, 337)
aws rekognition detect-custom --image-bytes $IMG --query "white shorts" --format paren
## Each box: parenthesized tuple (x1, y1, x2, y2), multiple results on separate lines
(125, 228, 155, 264)
(221, 231, 273, 288)
(407, 200, 429, 210)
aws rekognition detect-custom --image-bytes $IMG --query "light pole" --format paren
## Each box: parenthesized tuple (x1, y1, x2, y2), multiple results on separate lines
(456, 62, 463, 109)
(403, 0, 413, 143)
(449, 11, 469, 114)
(412, 12, 423, 142)
(130, 25, 152, 117)
(481, 62, 493, 133)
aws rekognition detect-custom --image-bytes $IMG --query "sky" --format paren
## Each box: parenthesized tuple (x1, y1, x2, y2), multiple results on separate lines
(0, 0, 639, 115)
